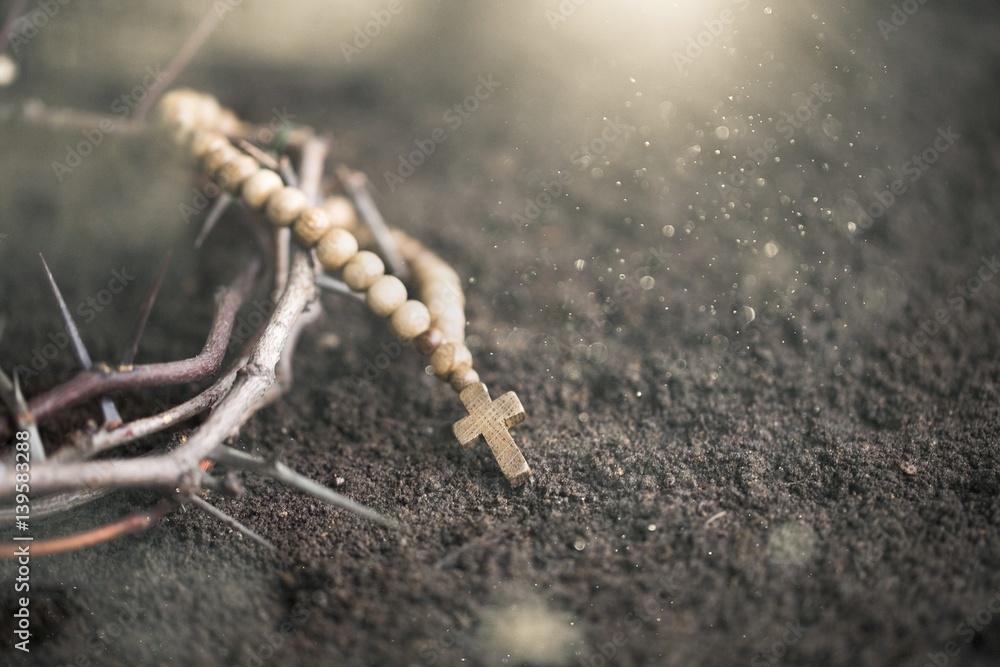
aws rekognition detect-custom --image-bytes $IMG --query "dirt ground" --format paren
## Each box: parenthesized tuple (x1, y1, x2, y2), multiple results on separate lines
(1, 1, 999, 666)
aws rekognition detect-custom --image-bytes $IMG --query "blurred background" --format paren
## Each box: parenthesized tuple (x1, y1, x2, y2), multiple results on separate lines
(2, 1, 1000, 665)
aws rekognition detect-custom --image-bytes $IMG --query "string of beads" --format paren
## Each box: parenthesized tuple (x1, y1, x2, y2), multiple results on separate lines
(152, 89, 530, 486)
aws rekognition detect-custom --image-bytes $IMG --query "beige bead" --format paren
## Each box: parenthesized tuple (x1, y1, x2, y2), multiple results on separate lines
(430, 342, 473, 380)
(322, 195, 358, 230)
(241, 169, 284, 210)
(215, 108, 243, 136)
(316, 228, 359, 271)
(449, 365, 480, 393)
(432, 302, 467, 342)
(214, 154, 259, 193)
(343, 251, 385, 291)
(189, 130, 229, 162)
(189, 93, 222, 131)
(154, 89, 199, 129)
(265, 186, 309, 227)
(390, 300, 431, 340)
(162, 91, 221, 140)
(292, 207, 332, 247)
(202, 144, 241, 176)
(366, 275, 408, 318)
(416, 327, 444, 356)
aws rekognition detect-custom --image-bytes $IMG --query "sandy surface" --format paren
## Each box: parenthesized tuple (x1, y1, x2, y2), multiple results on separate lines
(1, 1, 1000, 666)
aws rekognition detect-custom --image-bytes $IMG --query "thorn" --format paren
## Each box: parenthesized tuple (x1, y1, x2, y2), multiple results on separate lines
(210, 445, 399, 529)
(236, 139, 281, 171)
(314, 274, 365, 304)
(194, 192, 234, 249)
(186, 494, 276, 551)
(335, 165, 408, 281)
(0, 368, 45, 462)
(40, 254, 92, 368)
(122, 252, 172, 367)
(278, 156, 298, 188)
(39, 253, 123, 429)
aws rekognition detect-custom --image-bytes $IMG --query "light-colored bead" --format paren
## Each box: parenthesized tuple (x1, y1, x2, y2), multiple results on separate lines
(202, 144, 241, 176)
(366, 275, 408, 318)
(154, 89, 199, 129)
(416, 327, 444, 356)
(265, 186, 309, 227)
(189, 130, 228, 162)
(432, 303, 467, 342)
(343, 251, 385, 291)
(449, 365, 480, 393)
(189, 93, 222, 131)
(241, 169, 284, 210)
(430, 342, 473, 380)
(322, 195, 358, 230)
(292, 207, 332, 247)
(215, 108, 243, 137)
(215, 154, 259, 193)
(316, 228, 359, 271)
(390, 300, 431, 340)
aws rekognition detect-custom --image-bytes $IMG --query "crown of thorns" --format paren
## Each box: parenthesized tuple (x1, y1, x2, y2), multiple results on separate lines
(1, 89, 531, 557)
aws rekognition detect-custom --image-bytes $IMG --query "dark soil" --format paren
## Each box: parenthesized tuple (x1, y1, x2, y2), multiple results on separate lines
(1, 2, 999, 666)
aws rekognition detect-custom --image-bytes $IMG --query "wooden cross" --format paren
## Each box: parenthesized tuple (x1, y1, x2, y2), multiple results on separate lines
(453, 382, 531, 486)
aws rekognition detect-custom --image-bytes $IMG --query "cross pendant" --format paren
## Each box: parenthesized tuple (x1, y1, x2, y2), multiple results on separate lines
(452, 382, 530, 486)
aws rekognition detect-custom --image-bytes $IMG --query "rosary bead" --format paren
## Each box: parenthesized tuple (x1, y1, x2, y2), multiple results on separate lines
(189, 130, 228, 162)
(265, 186, 309, 227)
(202, 144, 241, 176)
(416, 327, 445, 356)
(240, 169, 284, 210)
(292, 207, 332, 247)
(154, 89, 199, 130)
(189, 93, 223, 132)
(343, 251, 385, 291)
(449, 365, 480, 393)
(215, 154, 259, 194)
(366, 275, 408, 318)
(432, 303, 467, 343)
(215, 108, 243, 136)
(430, 342, 473, 380)
(322, 195, 358, 230)
(315, 228, 359, 271)
(390, 300, 431, 340)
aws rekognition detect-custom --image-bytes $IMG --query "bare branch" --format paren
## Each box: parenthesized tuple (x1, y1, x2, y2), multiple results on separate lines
(0, 249, 315, 497)
(0, 260, 258, 438)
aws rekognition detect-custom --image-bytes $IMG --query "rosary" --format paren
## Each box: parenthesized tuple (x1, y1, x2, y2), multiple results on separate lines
(156, 89, 531, 486)
(1, 88, 530, 555)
